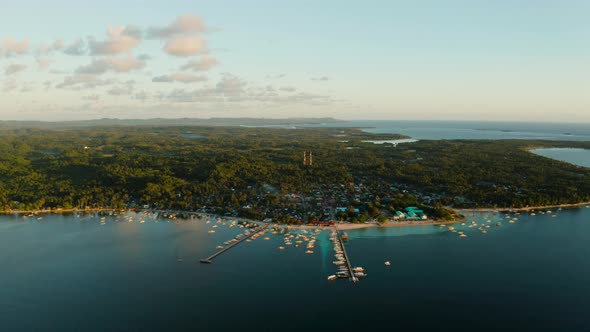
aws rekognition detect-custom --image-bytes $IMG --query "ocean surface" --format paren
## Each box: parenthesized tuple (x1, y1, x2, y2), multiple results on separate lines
(531, 148, 590, 168)
(305, 120, 590, 141)
(1, 209, 590, 331)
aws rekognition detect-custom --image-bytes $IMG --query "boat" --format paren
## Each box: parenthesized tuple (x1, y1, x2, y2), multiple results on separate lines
(341, 232, 349, 241)
(333, 261, 345, 266)
(354, 272, 367, 277)
(263, 237, 270, 240)
(327, 275, 337, 281)
(353, 267, 365, 272)
(208, 230, 215, 234)
(305, 250, 314, 254)
(336, 271, 349, 278)
(384, 261, 391, 266)
(278, 246, 285, 250)
(216, 245, 224, 249)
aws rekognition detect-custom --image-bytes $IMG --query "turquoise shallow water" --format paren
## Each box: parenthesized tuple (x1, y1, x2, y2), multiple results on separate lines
(1, 208, 590, 331)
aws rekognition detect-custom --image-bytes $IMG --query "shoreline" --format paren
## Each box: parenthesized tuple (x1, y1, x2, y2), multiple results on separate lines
(2, 201, 589, 230)
(455, 201, 590, 213)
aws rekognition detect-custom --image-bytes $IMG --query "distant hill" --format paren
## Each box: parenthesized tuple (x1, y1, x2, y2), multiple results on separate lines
(0, 117, 343, 129)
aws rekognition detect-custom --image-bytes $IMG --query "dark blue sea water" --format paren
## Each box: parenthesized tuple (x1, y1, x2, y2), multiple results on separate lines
(1, 208, 590, 331)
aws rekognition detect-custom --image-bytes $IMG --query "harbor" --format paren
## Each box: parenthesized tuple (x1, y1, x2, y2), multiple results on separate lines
(328, 226, 364, 282)
(200, 222, 271, 263)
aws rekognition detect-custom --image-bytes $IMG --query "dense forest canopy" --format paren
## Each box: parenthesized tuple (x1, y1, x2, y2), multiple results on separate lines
(0, 125, 589, 222)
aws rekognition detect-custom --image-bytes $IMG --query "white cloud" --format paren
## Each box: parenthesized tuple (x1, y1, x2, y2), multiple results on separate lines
(311, 76, 330, 81)
(108, 86, 133, 96)
(37, 39, 64, 55)
(3, 79, 18, 92)
(4, 64, 27, 75)
(266, 73, 286, 79)
(279, 86, 296, 92)
(63, 39, 87, 56)
(134, 90, 149, 102)
(56, 74, 117, 90)
(36, 58, 53, 71)
(76, 56, 145, 75)
(107, 80, 135, 95)
(162, 75, 333, 106)
(0, 38, 29, 57)
(148, 14, 206, 38)
(180, 56, 218, 71)
(164, 35, 208, 56)
(216, 74, 247, 96)
(153, 72, 208, 83)
(88, 26, 141, 55)
(82, 94, 101, 101)
(138, 54, 152, 61)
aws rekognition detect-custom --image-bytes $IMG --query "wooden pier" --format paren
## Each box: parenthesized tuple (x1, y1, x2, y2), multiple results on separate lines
(334, 225, 358, 282)
(200, 223, 270, 264)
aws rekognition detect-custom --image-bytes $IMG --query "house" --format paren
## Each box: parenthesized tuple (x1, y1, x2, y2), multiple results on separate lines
(405, 206, 427, 221)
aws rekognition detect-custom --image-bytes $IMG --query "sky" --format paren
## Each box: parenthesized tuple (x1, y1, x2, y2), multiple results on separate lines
(0, 0, 588, 122)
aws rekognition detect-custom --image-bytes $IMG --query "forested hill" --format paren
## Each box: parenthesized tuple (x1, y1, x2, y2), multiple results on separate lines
(0, 126, 589, 222)
(0, 117, 342, 129)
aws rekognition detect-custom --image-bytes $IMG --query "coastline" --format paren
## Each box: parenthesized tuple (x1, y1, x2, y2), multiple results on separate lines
(3, 201, 589, 231)
(0, 208, 119, 215)
(455, 201, 590, 213)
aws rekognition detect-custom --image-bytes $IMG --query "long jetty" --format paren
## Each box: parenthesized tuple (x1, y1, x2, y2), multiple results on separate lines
(334, 225, 358, 282)
(200, 223, 270, 264)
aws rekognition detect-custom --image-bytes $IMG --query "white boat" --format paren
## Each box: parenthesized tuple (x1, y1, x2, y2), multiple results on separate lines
(278, 246, 285, 250)
(354, 272, 367, 277)
(353, 267, 364, 272)
(208, 230, 215, 234)
(384, 261, 391, 266)
(327, 275, 337, 281)
(305, 250, 314, 254)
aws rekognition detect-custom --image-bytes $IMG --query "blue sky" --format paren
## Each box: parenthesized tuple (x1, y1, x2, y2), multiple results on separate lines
(0, 0, 588, 121)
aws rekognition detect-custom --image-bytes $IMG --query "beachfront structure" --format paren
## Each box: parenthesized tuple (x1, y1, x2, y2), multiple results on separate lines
(394, 211, 406, 220)
(405, 207, 428, 221)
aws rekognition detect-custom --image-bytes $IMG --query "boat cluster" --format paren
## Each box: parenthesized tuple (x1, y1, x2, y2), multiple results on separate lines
(442, 209, 562, 238)
(326, 231, 367, 281)
(274, 227, 319, 254)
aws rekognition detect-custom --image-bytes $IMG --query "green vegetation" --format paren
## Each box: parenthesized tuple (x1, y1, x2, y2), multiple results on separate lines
(0, 125, 588, 222)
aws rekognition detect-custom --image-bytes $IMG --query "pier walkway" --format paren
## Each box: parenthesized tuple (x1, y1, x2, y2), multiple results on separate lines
(200, 223, 270, 264)
(334, 225, 358, 282)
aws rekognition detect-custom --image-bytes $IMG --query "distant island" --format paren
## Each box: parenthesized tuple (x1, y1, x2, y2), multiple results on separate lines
(0, 124, 589, 225)
(0, 117, 343, 129)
